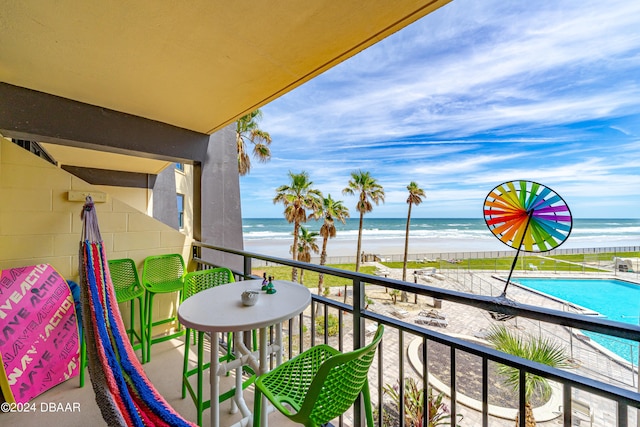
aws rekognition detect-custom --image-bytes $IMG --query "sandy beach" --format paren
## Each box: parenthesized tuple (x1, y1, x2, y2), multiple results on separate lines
(243, 236, 506, 260)
(243, 234, 637, 260)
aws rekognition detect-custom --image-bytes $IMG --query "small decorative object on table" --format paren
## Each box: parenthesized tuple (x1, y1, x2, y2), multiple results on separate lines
(261, 272, 268, 290)
(241, 290, 260, 306)
(266, 276, 277, 294)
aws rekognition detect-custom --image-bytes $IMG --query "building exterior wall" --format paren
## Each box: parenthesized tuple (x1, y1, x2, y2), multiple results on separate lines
(152, 165, 179, 230)
(0, 137, 193, 332)
(174, 163, 194, 237)
(93, 185, 152, 216)
(200, 127, 245, 271)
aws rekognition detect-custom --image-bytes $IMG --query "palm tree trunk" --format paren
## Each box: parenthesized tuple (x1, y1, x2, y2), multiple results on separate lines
(348, 213, 364, 304)
(355, 212, 364, 272)
(317, 237, 328, 317)
(515, 402, 536, 427)
(401, 203, 413, 302)
(291, 222, 300, 282)
(525, 402, 536, 427)
(402, 203, 413, 281)
(318, 237, 328, 295)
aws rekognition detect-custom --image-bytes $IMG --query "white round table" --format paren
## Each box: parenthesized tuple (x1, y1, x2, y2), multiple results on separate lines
(178, 279, 311, 427)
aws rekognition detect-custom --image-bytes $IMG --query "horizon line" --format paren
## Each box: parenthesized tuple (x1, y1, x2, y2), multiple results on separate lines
(241, 217, 640, 220)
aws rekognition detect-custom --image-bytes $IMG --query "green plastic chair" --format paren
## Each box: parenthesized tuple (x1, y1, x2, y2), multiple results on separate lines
(109, 258, 146, 363)
(253, 324, 384, 427)
(181, 268, 233, 425)
(142, 253, 186, 363)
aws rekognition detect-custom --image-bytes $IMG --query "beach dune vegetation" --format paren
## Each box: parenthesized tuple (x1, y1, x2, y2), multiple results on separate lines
(273, 171, 322, 282)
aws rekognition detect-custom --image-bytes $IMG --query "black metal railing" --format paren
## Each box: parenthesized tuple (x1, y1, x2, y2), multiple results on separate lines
(191, 241, 640, 427)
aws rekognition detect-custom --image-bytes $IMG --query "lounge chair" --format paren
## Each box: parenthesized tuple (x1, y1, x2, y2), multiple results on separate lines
(375, 268, 389, 277)
(418, 309, 446, 320)
(391, 308, 410, 318)
(414, 316, 448, 328)
(558, 399, 594, 427)
(474, 329, 490, 339)
(416, 267, 435, 278)
(366, 323, 379, 336)
(528, 263, 538, 271)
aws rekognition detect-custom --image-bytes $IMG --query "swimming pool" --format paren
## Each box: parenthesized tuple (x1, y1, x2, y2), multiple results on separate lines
(513, 277, 640, 363)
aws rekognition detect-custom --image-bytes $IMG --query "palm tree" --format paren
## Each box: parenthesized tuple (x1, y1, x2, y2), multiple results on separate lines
(342, 170, 385, 273)
(317, 194, 350, 297)
(273, 171, 322, 282)
(401, 182, 426, 302)
(293, 226, 319, 284)
(486, 325, 572, 427)
(236, 109, 272, 175)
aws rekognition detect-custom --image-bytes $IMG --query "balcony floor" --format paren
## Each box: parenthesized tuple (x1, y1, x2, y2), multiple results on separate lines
(1, 338, 297, 427)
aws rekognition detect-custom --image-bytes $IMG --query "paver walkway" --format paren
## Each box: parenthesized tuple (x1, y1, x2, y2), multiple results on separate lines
(322, 263, 639, 426)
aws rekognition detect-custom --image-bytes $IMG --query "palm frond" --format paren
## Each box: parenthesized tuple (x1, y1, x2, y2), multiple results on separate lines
(486, 324, 571, 402)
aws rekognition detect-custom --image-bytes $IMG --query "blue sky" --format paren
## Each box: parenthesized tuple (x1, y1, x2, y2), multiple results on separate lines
(240, 0, 640, 219)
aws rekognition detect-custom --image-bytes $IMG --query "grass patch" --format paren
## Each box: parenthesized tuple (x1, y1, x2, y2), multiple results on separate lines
(253, 264, 376, 289)
(550, 252, 639, 262)
(385, 256, 606, 272)
(381, 261, 439, 269)
(254, 252, 615, 283)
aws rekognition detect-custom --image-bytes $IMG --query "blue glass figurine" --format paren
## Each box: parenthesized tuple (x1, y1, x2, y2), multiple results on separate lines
(261, 272, 268, 290)
(266, 275, 277, 294)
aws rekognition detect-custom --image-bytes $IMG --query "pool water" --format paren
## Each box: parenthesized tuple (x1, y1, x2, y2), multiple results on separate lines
(513, 278, 640, 363)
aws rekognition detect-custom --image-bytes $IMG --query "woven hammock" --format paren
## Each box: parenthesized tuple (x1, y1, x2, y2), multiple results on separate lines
(79, 196, 196, 427)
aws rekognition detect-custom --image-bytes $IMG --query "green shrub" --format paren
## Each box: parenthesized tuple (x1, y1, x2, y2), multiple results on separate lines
(315, 314, 339, 336)
(382, 377, 463, 426)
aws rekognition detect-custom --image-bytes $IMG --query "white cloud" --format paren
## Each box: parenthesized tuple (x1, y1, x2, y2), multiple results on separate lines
(242, 0, 640, 219)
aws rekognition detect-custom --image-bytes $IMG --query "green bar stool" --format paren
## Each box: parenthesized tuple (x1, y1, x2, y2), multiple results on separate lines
(79, 259, 146, 386)
(181, 268, 257, 426)
(253, 324, 384, 427)
(109, 258, 146, 363)
(142, 253, 186, 363)
(79, 332, 86, 387)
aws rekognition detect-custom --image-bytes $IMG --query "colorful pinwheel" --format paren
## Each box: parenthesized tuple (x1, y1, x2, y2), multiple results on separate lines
(484, 180, 572, 252)
(483, 180, 572, 301)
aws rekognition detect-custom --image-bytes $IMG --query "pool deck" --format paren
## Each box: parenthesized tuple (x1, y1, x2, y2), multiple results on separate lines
(364, 265, 639, 427)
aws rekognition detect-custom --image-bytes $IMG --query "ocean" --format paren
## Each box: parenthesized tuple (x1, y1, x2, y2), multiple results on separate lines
(242, 218, 640, 259)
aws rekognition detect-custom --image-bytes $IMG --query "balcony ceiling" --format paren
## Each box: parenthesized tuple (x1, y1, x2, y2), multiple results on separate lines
(38, 143, 171, 175)
(0, 0, 450, 173)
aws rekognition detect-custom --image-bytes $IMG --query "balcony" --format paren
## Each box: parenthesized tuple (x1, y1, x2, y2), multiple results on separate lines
(3, 242, 639, 427)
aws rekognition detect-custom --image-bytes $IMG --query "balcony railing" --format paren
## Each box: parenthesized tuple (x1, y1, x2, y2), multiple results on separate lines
(192, 241, 640, 427)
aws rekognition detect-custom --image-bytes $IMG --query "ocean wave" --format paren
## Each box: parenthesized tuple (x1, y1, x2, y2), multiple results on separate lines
(242, 219, 640, 245)
(570, 226, 640, 234)
(244, 229, 494, 241)
(244, 231, 293, 240)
